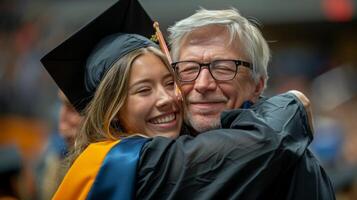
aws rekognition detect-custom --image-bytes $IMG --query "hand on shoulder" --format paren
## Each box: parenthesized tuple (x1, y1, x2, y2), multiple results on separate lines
(287, 90, 314, 133)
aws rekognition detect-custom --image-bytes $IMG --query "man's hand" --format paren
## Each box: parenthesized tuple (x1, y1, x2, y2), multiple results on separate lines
(288, 90, 314, 133)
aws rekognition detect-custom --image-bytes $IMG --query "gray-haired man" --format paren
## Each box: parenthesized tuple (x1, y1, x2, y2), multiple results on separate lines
(163, 8, 335, 199)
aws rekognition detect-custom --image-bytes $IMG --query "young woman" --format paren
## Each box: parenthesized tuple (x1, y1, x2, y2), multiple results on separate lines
(47, 33, 183, 199)
(72, 34, 183, 161)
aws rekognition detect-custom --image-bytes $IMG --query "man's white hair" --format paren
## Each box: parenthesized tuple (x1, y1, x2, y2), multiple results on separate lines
(168, 8, 270, 87)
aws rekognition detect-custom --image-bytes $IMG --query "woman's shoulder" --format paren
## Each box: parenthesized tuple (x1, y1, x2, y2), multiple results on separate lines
(53, 137, 149, 199)
(83, 140, 120, 157)
(52, 140, 120, 199)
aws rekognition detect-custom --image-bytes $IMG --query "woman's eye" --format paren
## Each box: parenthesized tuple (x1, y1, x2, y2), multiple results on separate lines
(136, 88, 151, 95)
(166, 80, 175, 89)
(167, 80, 174, 86)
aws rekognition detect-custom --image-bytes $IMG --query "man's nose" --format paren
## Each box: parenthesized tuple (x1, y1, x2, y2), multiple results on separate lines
(194, 68, 217, 93)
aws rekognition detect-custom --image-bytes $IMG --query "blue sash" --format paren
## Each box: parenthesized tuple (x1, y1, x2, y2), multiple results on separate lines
(87, 136, 149, 200)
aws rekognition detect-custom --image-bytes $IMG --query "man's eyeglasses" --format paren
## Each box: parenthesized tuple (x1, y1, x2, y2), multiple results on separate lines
(171, 59, 253, 82)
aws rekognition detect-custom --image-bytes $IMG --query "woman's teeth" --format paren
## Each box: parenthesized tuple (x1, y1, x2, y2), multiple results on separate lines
(150, 113, 175, 124)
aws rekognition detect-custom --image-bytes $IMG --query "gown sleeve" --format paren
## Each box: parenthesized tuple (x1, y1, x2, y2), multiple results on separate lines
(136, 92, 335, 200)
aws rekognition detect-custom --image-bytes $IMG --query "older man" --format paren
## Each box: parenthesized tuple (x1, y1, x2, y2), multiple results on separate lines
(150, 8, 333, 199)
(169, 8, 269, 133)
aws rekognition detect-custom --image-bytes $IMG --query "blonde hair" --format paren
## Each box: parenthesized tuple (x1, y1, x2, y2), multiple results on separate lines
(169, 8, 270, 88)
(69, 46, 172, 163)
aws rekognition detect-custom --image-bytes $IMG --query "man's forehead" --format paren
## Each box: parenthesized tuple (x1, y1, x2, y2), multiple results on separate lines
(178, 25, 247, 61)
(182, 25, 230, 46)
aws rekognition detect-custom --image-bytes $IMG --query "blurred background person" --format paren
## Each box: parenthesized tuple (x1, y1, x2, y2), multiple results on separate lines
(57, 91, 82, 147)
(36, 90, 82, 200)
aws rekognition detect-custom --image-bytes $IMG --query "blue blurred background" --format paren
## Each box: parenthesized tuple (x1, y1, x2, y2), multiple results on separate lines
(0, 0, 356, 199)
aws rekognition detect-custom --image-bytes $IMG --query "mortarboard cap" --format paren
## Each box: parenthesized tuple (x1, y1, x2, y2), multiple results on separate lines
(41, 0, 157, 113)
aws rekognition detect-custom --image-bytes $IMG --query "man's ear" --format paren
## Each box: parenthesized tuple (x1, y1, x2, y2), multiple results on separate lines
(251, 77, 265, 102)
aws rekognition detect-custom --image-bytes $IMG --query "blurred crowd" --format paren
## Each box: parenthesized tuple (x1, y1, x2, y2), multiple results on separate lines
(0, 0, 356, 199)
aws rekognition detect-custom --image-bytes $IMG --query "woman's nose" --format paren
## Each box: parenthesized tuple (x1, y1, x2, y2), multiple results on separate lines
(156, 87, 176, 110)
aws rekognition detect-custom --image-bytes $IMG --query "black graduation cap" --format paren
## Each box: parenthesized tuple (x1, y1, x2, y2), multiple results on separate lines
(41, 0, 157, 113)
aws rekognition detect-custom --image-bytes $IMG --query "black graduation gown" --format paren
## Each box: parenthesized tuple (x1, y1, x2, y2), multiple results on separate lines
(136, 93, 335, 200)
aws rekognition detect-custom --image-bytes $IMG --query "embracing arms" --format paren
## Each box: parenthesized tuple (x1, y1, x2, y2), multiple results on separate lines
(136, 92, 334, 199)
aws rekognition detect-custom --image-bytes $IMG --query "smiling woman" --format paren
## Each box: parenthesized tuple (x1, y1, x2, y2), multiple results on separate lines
(80, 43, 182, 146)
(118, 51, 182, 138)
(45, 21, 185, 200)
(39, 0, 185, 198)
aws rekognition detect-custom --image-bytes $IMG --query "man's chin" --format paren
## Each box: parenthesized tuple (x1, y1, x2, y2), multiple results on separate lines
(187, 114, 220, 133)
